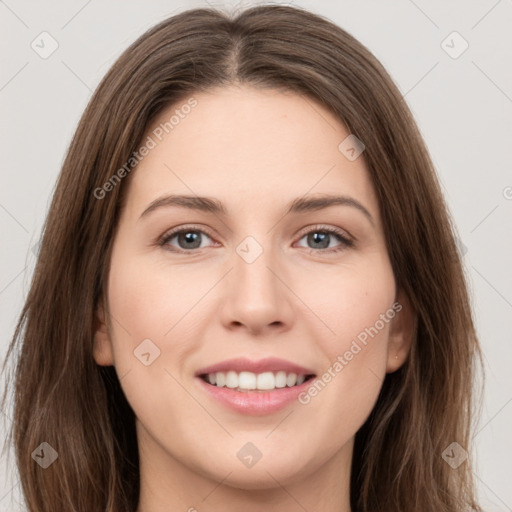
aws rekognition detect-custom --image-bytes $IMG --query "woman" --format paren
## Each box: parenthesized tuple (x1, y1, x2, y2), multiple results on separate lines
(2, 4, 484, 511)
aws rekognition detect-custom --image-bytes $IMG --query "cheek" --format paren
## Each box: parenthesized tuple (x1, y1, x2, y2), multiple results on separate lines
(307, 258, 396, 364)
(294, 260, 395, 430)
(104, 248, 223, 405)
(107, 251, 209, 347)
(104, 252, 210, 440)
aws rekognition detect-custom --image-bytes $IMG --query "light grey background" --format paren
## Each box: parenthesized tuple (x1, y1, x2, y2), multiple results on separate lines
(1, 0, 511, 510)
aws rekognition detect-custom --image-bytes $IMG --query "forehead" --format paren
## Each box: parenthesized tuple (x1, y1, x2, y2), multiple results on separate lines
(124, 85, 379, 222)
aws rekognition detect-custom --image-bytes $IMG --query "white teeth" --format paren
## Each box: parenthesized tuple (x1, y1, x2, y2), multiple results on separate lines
(286, 373, 297, 387)
(204, 371, 310, 391)
(275, 371, 287, 388)
(256, 372, 275, 390)
(225, 371, 238, 388)
(238, 371, 256, 389)
(216, 372, 226, 387)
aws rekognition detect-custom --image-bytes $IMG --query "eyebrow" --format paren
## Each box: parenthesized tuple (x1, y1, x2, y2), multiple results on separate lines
(139, 193, 374, 226)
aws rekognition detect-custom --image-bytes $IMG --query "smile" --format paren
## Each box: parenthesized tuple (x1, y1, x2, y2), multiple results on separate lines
(199, 370, 315, 392)
(195, 357, 317, 415)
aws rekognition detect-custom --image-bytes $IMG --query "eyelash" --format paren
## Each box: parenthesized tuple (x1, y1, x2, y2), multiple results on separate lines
(157, 224, 354, 255)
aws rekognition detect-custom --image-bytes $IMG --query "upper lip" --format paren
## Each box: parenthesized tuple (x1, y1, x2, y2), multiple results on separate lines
(195, 357, 316, 377)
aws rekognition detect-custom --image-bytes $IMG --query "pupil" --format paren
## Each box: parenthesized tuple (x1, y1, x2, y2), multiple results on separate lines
(309, 232, 329, 249)
(180, 231, 201, 249)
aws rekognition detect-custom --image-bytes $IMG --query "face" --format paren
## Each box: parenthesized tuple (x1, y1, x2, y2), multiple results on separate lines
(93, 85, 413, 493)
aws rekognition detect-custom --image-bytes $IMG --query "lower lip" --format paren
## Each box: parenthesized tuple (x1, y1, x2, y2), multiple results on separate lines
(196, 377, 313, 415)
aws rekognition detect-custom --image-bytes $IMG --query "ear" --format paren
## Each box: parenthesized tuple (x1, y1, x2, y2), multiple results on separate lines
(92, 298, 115, 366)
(386, 288, 416, 373)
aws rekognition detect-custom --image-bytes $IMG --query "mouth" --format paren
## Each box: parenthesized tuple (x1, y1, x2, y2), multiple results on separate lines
(198, 371, 316, 392)
(194, 357, 317, 415)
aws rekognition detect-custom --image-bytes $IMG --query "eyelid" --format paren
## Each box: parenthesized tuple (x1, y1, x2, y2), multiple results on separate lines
(293, 224, 355, 254)
(295, 223, 354, 242)
(157, 224, 217, 247)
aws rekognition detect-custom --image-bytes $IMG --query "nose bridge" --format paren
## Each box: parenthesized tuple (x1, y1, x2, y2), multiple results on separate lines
(219, 231, 293, 333)
(233, 233, 280, 299)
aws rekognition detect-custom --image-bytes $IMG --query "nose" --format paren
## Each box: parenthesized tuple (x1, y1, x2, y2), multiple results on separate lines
(219, 238, 294, 336)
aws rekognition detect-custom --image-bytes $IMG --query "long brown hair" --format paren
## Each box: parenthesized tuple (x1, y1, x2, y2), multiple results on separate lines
(2, 4, 484, 511)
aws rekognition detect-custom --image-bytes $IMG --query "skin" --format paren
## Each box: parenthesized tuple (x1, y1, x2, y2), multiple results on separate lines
(93, 85, 414, 512)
